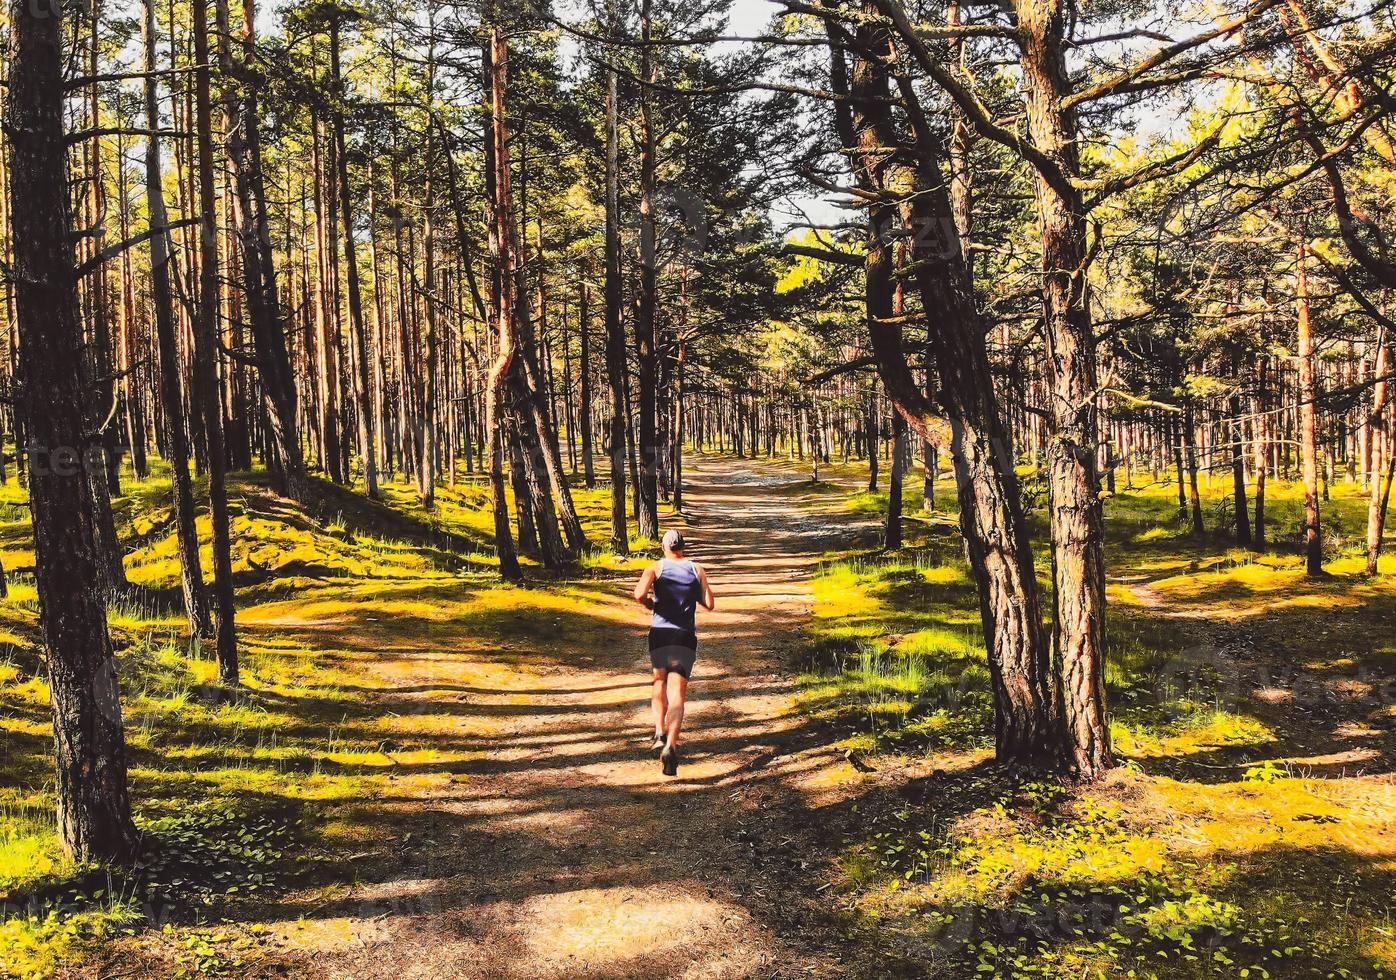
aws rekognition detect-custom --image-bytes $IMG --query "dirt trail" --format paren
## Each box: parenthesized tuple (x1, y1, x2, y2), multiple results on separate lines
(276, 456, 861, 979)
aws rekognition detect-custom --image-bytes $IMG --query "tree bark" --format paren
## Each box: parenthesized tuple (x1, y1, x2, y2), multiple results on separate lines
(865, 397, 879, 492)
(512, 264, 588, 555)
(192, 0, 238, 683)
(143, 0, 212, 640)
(1363, 326, 1392, 573)
(311, 114, 346, 485)
(329, 18, 379, 499)
(1230, 352, 1252, 545)
(673, 339, 686, 512)
(834, 13, 1056, 767)
(603, 44, 629, 555)
(1254, 356, 1269, 547)
(418, 27, 439, 508)
(1015, 0, 1111, 778)
(9, 0, 138, 860)
(1296, 238, 1324, 576)
(1173, 412, 1188, 519)
(1185, 401, 1205, 535)
(219, 0, 309, 501)
(633, 0, 660, 539)
(579, 277, 596, 487)
(484, 29, 522, 583)
(885, 409, 905, 549)
(115, 136, 150, 482)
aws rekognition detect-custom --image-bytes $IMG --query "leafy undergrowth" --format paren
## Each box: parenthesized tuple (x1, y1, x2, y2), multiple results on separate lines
(0, 460, 648, 978)
(800, 475, 1396, 977)
(2, 807, 296, 979)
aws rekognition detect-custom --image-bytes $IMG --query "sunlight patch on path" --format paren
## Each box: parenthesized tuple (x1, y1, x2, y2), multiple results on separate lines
(511, 885, 764, 976)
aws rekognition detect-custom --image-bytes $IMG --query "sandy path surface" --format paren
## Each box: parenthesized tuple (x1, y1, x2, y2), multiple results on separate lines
(265, 456, 864, 979)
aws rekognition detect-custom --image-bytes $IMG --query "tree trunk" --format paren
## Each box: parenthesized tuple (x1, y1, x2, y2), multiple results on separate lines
(192, 0, 238, 683)
(419, 31, 439, 508)
(83, 439, 126, 599)
(603, 49, 629, 555)
(579, 277, 596, 487)
(835, 15, 1056, 767)
(1297, 239, 1324, 576)
(1016, 0, 1111, 778)
(483, 29, 522, 583)
(81, 45, 127, 592)
(143, 0, 212, 640)
(1185, 402, 1205, 535)
(219, 0, 308, 501)
(1230, 357, 1252, 545)
(1173, 412, 1188, 519)
(562, 292, 577, 474)
(513, 277, 588, 555)
(1254, 356, 1269, 547)
(885, 409, 905, 549)
(865, 398, 879, 492)
(508, 422, 539, 554)
(8, 0, 138, 860)
(673, 348, 686, 512)
(329, 18, 379, 499)
(368, 162, 391, 476)
(633, 0, 661, 540)
(311, 115, 346, 485)
(1365, 326, 1391, 573)
(115, 139, 150, 482)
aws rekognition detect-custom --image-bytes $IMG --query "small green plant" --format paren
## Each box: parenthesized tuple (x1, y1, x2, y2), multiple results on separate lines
(1243, 760, 1286, 784)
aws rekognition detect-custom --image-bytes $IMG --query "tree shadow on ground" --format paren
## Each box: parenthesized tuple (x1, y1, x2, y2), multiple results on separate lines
(851, 838, 1396, 978)
(1113, 578, 1396, 784)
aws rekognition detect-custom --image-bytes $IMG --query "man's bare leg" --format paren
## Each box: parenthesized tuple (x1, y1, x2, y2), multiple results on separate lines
(665, 674, 688, 748)
(651, 668, 669, 739)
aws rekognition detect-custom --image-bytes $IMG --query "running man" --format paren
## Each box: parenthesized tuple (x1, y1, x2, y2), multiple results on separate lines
(633, 529, 715, 776)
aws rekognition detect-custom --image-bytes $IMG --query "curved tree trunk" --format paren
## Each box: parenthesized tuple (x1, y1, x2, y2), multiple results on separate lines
(834, 12, 1057, 767)
(483, 28, 522, 583)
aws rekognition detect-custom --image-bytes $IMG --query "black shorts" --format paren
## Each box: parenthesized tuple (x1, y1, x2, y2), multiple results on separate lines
(649, 627, 698, 678)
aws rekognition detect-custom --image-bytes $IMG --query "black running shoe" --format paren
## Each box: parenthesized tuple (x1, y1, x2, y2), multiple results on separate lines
(651, 733, 667, 757)
(661, 744, 679, 777)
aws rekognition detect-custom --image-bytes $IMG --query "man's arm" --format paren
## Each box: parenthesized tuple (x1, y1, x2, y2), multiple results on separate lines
(633, 563, 658, 609)
(696, 564, 715, 611)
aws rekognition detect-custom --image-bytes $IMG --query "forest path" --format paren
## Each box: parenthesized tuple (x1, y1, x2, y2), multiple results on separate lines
(274, 456, 864, 979)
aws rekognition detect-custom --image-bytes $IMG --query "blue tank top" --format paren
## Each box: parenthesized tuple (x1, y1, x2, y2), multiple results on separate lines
(651, 558, 701, 632)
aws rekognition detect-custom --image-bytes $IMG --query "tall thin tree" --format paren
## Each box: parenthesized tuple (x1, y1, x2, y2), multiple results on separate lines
(8, 0, 138, 860)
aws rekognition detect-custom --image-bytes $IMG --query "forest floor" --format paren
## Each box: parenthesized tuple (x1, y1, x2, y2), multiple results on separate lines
(2, 455, 882, 979)
(195, 455, 875, 979)
(2, 453, 1395, 978)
